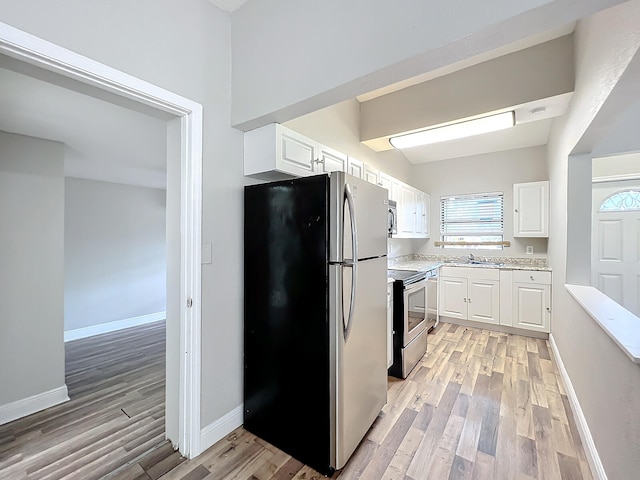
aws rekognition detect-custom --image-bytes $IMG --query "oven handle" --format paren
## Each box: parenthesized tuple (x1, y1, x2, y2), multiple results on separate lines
(404, 278, 428, 295)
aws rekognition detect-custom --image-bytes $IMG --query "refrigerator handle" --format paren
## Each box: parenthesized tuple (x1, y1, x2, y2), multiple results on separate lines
(343, 183, 358, 342)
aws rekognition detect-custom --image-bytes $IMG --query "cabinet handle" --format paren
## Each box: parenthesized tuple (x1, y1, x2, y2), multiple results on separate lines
(515, 209, 519, 213)
(546, 307, 551, 312)
(530, 275, 535, 281)
(463, 297, 467, 303)
(468, 298, 472, 303)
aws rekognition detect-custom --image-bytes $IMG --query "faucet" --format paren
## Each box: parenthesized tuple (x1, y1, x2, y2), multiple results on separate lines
(468, 253, 475, 262)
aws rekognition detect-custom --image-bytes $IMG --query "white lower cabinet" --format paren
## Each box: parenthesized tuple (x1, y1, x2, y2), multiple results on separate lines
(439, 267, 500, 325)
(468, 279, 500, 325)
(439, 276, 467, 319)
(440, 266, 551, 333)
(511, 270, 551, 333)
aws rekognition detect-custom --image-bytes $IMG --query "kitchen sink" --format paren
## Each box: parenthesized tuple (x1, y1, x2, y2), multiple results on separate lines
(441, 259, 504, 267)
(469, 260, 504, 267)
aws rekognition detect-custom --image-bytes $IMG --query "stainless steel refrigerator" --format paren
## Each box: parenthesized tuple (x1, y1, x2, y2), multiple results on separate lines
(244, 172, 388, 475)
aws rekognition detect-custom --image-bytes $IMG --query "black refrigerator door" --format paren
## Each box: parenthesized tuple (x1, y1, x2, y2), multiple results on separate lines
(243, 174, 334, 475)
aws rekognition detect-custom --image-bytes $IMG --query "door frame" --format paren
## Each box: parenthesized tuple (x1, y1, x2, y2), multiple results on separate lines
(0, 22, 203, 457)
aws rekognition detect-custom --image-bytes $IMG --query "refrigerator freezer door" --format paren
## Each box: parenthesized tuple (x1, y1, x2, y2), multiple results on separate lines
(330, 172, 388, 262)
(330, 256, 387, 469)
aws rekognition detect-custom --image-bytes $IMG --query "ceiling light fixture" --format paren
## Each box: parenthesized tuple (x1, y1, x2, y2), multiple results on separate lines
(389, 111, 515, 149)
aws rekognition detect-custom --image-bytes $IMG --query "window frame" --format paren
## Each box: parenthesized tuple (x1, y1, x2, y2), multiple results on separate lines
(437, 191, 508, 249)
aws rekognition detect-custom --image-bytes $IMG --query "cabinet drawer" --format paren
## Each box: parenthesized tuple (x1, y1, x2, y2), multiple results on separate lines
(440, 266, 499, 281)
(512, 270, 551, 285)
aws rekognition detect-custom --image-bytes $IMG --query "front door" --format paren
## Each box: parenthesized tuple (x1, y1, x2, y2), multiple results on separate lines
(592, 181, 640, 316)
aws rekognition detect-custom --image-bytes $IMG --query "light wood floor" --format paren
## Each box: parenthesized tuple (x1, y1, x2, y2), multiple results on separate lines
(149, 322, 593, 480)
(0, 321, 179, 480)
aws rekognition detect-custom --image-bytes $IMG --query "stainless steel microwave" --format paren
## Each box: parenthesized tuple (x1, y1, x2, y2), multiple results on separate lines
(388, 200, 397, 236)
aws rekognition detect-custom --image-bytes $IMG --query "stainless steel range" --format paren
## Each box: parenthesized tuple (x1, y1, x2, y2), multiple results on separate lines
(388, 267, 438, 378)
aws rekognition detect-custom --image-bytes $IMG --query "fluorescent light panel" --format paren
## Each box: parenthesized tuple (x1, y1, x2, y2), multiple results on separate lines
(390, 111, 515, 149)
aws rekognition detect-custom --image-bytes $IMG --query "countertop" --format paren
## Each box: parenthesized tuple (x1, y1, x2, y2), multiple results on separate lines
(388, 254, 551, 273)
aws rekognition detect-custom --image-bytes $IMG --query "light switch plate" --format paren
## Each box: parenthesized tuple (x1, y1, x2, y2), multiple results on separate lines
(202, 243, 212, 264)
(526, 245, 534, 255)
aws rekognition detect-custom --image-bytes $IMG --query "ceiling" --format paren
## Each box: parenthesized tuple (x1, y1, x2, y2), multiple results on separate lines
(0, 61, 168, 189)
(357, 27, 577, 164)
(0, 20, 577, 186)
(207, 0, 249, 13)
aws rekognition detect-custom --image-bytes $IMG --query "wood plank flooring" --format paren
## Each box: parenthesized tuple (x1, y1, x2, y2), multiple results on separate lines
(148, 322, 593, 480)
(0, 321, 176, 480)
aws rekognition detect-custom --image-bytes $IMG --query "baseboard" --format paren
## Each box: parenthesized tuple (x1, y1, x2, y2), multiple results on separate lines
(549, 334, 607, 480)
(200, 405, 243, 453)
(64, 311, 166, 342)
(0, 385, 69, 426)
(439, 316, 549, 339)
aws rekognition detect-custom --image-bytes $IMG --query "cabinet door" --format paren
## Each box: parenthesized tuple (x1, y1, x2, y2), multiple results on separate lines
(390, 179, 401, 203)
(468, 279, 500, 325)
(347, 156, 364, 179)
(514, 181, 549, 237)
(399, 185, 416, 235)
(317, 145, 347, 173)
(415, 192, 430, 237)
(363, 164, 379, 185)
(439, 276, 467, 319)
(379, 172, 393, 197)
(512, 283, 550, 332)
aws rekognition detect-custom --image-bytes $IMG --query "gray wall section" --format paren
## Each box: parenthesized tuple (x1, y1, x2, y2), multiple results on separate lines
(410, 146, 549, 257)
(0, 131, 65, 405)
(64, 178, 166, 332)
(0, 0, 245, 426)
(546, 3, 640, 479)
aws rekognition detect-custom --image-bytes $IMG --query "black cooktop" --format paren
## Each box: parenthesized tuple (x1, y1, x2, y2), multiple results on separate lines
(388, 269, 426, 285)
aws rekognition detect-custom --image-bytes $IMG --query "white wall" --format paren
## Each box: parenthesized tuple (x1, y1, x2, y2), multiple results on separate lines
(64, 178, 166, 332)
(593, 152, 640, 178)
(284, 99, 413, 183)
(283, 99, 422, 259)
(0, 0, 245, 428)
(0, 131, 65, 405)
(546, 2, 640, 479)
(411, 146, 549, 257)
(230, 0, 624, 129)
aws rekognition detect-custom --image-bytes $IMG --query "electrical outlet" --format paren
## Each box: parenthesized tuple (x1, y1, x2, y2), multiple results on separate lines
(526, 245, 534, 255)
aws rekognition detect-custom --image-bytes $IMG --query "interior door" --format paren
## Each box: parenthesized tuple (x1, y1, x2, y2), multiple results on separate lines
(592, 181, 640, 316)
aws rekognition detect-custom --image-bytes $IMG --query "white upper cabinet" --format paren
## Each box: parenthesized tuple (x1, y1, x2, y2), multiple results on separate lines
(514, 181, 549, 237)
(416, 191, 430, 237)
(316, 144, 347, 173)
(395, 183, 429, 239)
(346, 156, 364, 179)
(244, 123, 318, 178)
(379, 172, 393, 195)
(243, 124, 431, 239)
(363, 164, 380, 185)
(398, 184, 417, 236)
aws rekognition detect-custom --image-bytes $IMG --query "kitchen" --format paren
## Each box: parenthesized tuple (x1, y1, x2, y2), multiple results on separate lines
(1, 1, 639, 479)
(236, 11, 636, 477)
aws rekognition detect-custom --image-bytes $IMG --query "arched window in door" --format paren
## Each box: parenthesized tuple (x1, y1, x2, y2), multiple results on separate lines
(599, 189, 640, 212)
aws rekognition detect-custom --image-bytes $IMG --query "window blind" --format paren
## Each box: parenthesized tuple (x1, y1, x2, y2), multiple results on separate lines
(440, 192, 504, 238)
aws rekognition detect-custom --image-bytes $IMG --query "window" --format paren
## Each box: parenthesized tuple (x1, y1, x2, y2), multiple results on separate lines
(440, 192, 504, 249)
(599, 189, 640, 212)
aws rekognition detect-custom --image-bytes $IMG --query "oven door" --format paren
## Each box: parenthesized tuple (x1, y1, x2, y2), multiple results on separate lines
(403, 278, 427, 345)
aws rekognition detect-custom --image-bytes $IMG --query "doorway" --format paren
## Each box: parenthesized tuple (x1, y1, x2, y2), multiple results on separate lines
(0, 22, 203, 457)
(592, 180, 640, 316)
